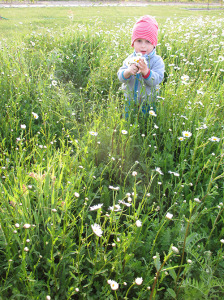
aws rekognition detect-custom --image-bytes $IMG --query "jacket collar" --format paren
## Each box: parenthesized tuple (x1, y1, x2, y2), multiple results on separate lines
(134, 48, 156, 60)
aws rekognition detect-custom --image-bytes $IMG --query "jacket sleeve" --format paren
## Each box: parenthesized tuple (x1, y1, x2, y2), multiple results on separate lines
(117, 55, 133, 83)
(143, 56, 165, 86)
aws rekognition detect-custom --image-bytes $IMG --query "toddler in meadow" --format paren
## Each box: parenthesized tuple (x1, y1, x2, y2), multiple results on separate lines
(117, 15, 165, 114)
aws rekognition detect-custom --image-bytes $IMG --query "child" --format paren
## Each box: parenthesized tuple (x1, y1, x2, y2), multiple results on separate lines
(117, 15, 165, 114)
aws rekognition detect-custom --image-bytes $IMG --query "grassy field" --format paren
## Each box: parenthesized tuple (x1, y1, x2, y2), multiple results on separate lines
(0, 4, 223, 39)
(0, 4, 224, 300)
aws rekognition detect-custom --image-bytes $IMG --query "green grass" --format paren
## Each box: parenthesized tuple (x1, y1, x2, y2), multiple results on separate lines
(0, 4, 223, 39)
(0, 4, 224, 300)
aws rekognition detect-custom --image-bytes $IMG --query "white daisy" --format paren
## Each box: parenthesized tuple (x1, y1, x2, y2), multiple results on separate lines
(90, 203, 103, 211)
(136, 220, 142, 227)
(135, 277, 143, 285)
(182, 131, 192, 138)
(208, 136, 220, 142)
(166, 212, 173, 220)
(91, 223, 103, 237)
(32, 112, 39, 119)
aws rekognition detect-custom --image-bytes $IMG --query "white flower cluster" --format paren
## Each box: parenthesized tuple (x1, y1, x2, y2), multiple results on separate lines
(127, 52, 147, 67)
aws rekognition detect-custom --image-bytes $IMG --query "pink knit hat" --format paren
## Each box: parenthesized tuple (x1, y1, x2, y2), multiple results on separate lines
(131, 15, 158, 47)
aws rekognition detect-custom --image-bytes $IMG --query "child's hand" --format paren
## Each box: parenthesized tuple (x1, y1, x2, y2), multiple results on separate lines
(123, 64, 139, 78)
(137, 58, 149, 76)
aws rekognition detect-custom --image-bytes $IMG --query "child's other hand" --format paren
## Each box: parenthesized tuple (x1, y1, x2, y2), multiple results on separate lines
(137, 58, 149, 76)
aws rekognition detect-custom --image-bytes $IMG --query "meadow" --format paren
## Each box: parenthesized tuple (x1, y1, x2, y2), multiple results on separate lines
(0, 4, 224, 300)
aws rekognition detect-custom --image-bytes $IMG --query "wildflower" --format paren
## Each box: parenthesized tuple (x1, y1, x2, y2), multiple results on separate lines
(75, 288, 79, 292)
(208, 136, 220, 142)
(109, 204, 121, 212)
(21, 124, 26, 129)
(135, 277, 143, 285)
(111, 280, 119, 290)
(90, 203, 103, 211)
(155, 167, 164, 175)
(91, 223, 103, 237)
(220, 239, 224, 244)
(136, 220, 142, 227)
(178, 136, 185, 141)
(187, 259, 193, 264)
(108, 280, 119, 290)
(51, 80, 57, 86)
(74, 192, 80, 198)
(182, 131, 192, 138)
(132, 171, 137, 177)
(24, 247, 29, 252)
(166, 212, 173, 220)
(197, 89, 204, 95)
(109, 185, 120, 191)
(32, 112, 39, 119)
(51, 208, 57, 213)
(46, 296, 51, 300)
(174, 172, 180, 177)
(197, 123, 208, 130)
(121, 130, 128, 135)
(23, 224, 31, 229)
(26, 239, 30, 243)
(194, 198, 201, 203)
(181, 74, 189, 82)
(127, 53, 147, 67)
(119, 200, 132, 207)
(89, 131, 98, 136)
(171, 246, 179, 254)
(15, 223, 20, 228)
(149, 110, 157, 117)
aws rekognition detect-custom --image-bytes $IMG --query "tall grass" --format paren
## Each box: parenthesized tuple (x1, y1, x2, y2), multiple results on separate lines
(0, 9, 224, 300)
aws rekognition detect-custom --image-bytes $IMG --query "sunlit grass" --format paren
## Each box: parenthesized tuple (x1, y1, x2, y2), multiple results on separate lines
(0, 5, 224, 300)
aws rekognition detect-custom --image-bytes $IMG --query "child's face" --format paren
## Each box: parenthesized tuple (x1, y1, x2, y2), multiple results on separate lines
(133, 38, 154, 55)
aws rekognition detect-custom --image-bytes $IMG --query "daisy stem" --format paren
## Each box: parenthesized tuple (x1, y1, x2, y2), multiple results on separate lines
(124, 283, 135, 299)
(150, 219, 166, 260)
(149, 252, 173, 300)
(174, 217, 191, 291)
(206, 207, 223, 247)
(114, 290, 119, 300)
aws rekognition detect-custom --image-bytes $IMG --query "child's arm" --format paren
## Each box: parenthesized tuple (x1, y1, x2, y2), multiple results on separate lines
(117, 55, 137, 83)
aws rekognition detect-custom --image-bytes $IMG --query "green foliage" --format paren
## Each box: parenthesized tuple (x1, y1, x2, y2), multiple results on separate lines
(0, 6, 224, 300)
